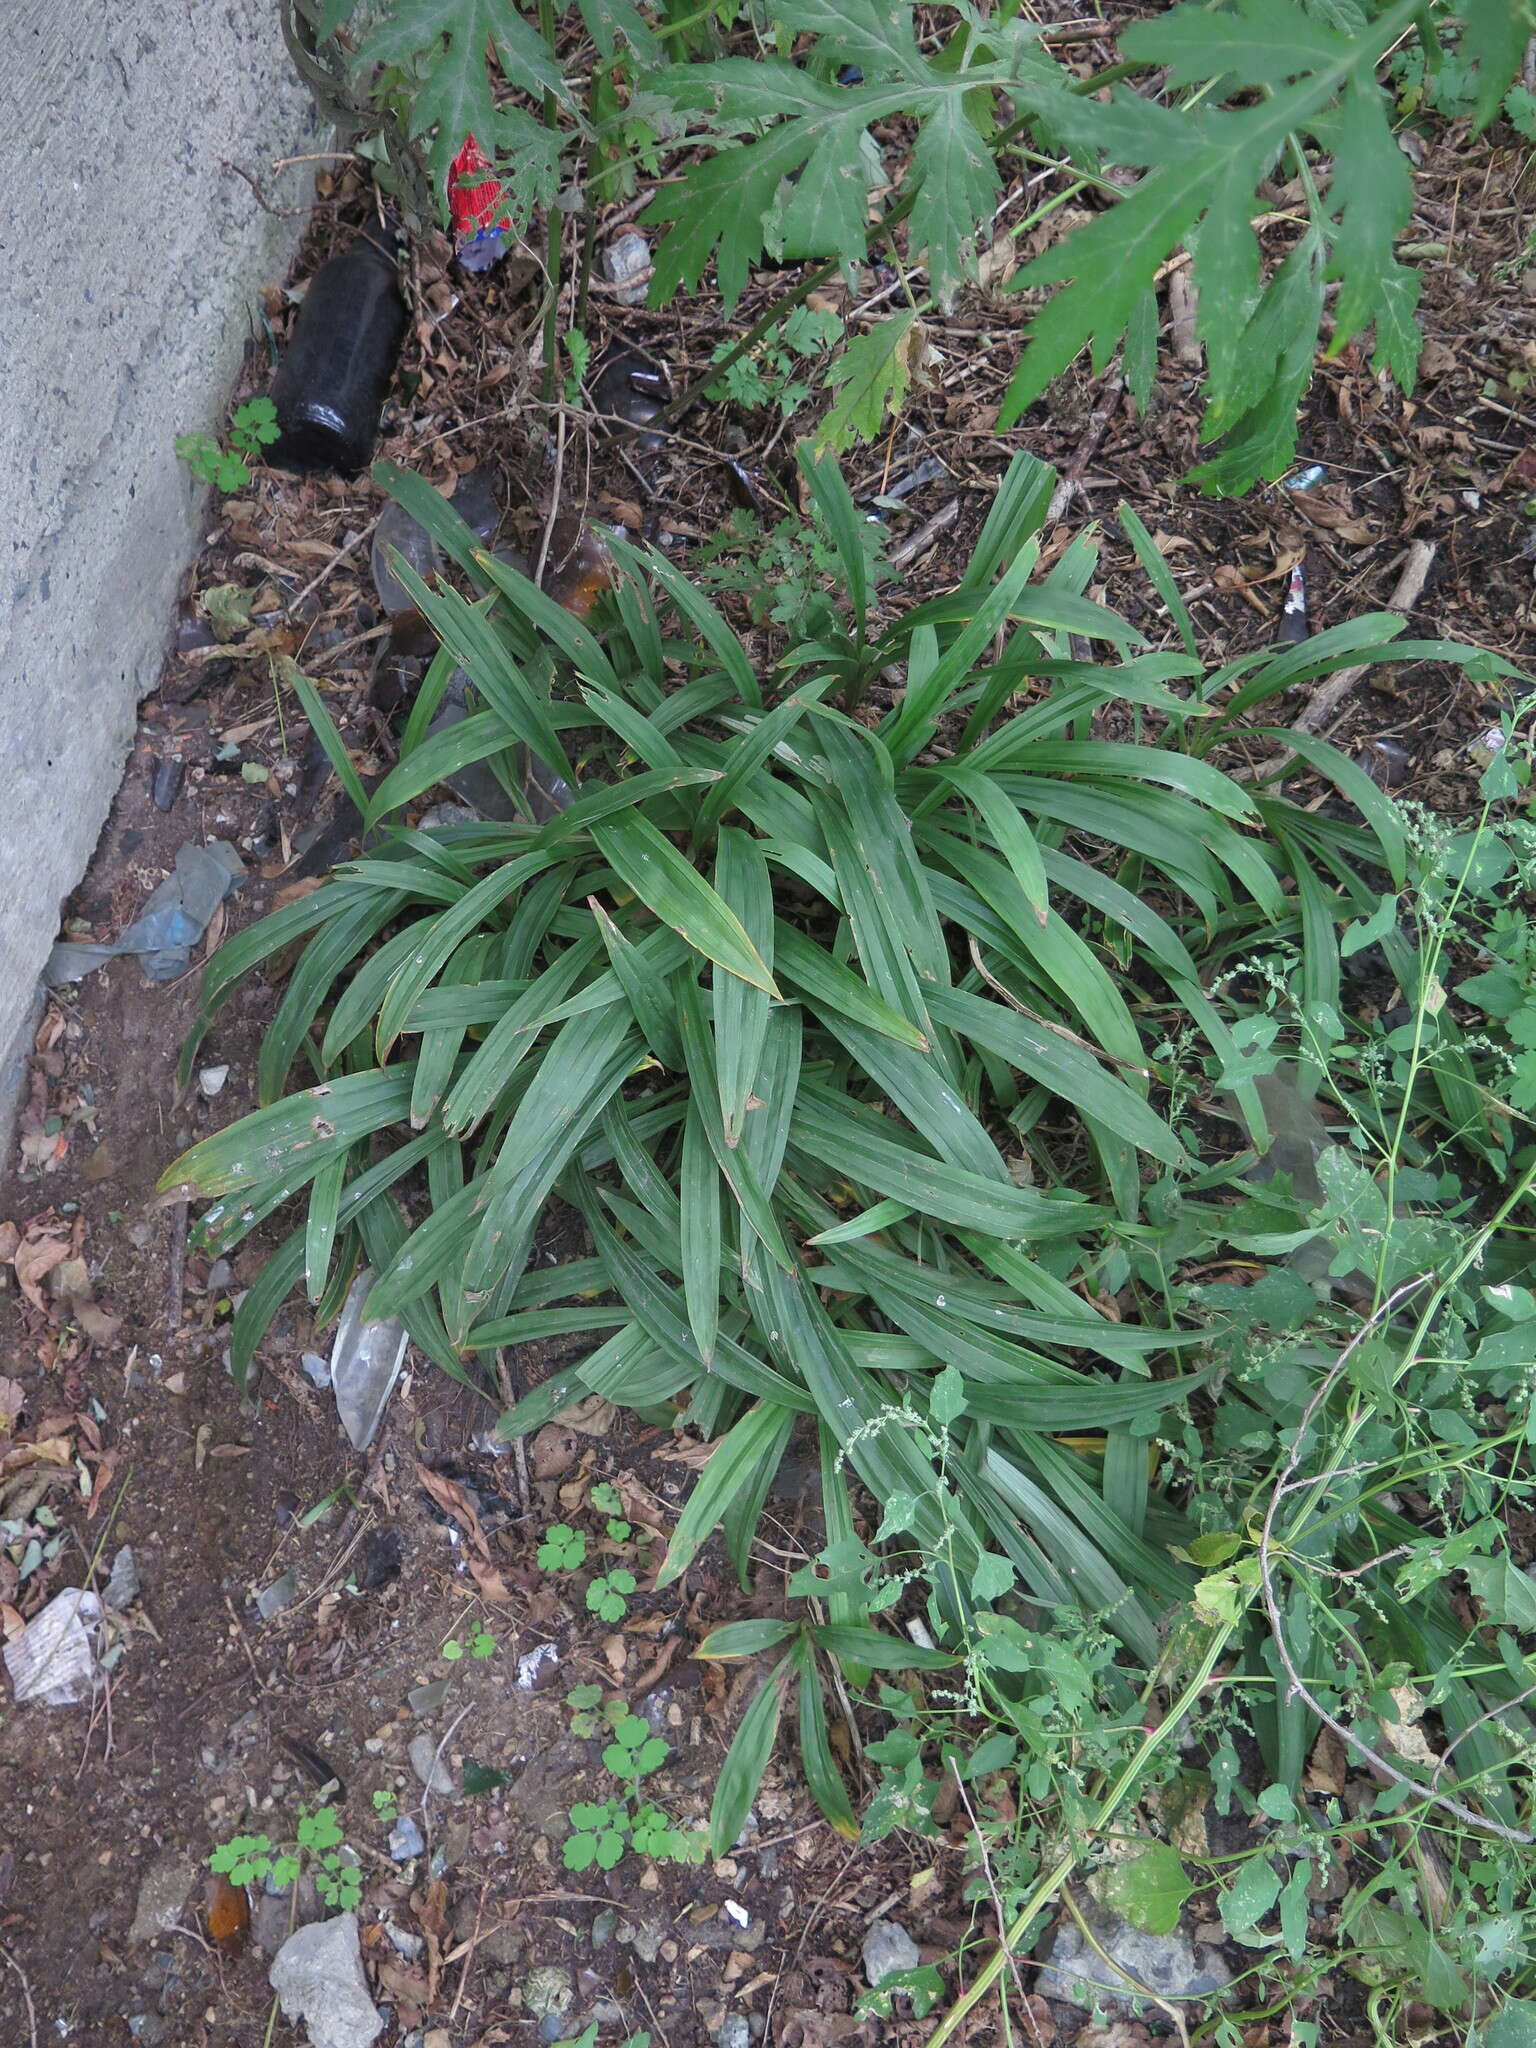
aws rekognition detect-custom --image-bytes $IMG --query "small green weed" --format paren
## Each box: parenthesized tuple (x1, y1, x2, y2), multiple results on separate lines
(704, 303, 841, 416)
(442, 1625, 495, 1661)
(209, 1802, 360, 1913)
(371, 1787, 398, 1825)
(176, 396, 279, 494)
(586, 1568, 636, 1623)
(562, 1715, 702, 1873)
(537, 1523, 586, 1571)
(589, 1479, 632, 1541)
(692, 501, 890, 637)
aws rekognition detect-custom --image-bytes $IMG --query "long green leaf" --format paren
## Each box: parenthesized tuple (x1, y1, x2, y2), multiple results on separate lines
(591, 813, 779, 993)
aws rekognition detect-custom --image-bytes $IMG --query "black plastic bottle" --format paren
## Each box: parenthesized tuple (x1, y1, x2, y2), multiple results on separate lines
(268, 237, 408, 477)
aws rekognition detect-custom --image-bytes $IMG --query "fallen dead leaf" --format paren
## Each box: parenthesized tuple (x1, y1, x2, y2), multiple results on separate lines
(13, 1229, 71, 1312)
(1305, 1725, 1348, 1796)
(532, 1423, 581, 1481)
(416, 1463, 491, 1562)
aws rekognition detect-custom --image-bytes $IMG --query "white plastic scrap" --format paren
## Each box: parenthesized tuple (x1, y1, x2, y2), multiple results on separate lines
(517, 1641, 560, 1689)
(330, 1268, 409, 1451)
(4, 1586, 105, 1705)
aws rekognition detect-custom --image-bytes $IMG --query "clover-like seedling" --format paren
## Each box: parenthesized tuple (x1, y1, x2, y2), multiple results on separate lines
(209, 1833, 276, 1887)
(586, 1568, 636, 1623)
(372, 1788, 398, 1824)
(564, 1798, 628, 1871)
(566, 1682, 606, 1738)
(298, 1806, 361, 1912)
(631, 1805, 679, 1859)
(538, 1523, 587, 1571)
(603, 1713, 668, 1782)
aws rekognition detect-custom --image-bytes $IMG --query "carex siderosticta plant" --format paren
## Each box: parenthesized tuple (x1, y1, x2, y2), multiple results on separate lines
(161, 449, 1536, 1879)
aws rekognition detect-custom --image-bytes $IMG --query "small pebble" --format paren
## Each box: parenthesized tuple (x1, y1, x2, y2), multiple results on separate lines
(198, 1064, 229, 1098)
(862, 1918, 921, 1988)
(408, 1734, 454, 1795)
(388, 1815, 425, 1862)
(300, 1351, 332, 1390)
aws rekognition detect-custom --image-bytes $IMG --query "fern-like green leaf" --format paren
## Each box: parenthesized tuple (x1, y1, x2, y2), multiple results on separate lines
(816, 311, 922, 452)
(358, 0, 569, 187)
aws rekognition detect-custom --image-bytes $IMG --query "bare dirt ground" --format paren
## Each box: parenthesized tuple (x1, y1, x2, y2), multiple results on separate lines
(0, 93, 1531, 2048)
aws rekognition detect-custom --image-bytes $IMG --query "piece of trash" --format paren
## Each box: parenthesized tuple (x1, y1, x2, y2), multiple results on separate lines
(199, 1063, 230, 1099)
(424, 670, 574, 825)
(269, 1913, 384, 2048)
(449, 133, 515, 272)
(356, 1526, 403, 1591)
(104, 1545, 140, 1612)
(602, 231, 652, 307)
(590, 346, 670, 447)
(152, 758, 185, 812)
(1284, 463, 1327, 493)
(418, 803, 481, 832)
(388, 1815, 426, 1863)
(371, 499, 442, 617)
(546, 522, 618, 619)
(4, 1586, 105, 1705)
(723, 1899, 751, 1928)
(255, 1569, 299, 1620)
(45, 839, 244, 987)
(300, 1350, 332, 1390)
(269, 239, 407, 477)
(330, 1268, 410, 1452)
(448, 468, 501, 544)
(517, 1642, 560, 1690)
(1278, 563, 1308, 645)
(1471, 725, 1507, 760)
(1357, 736, 1413, 788)
(872, 455, 948, 507)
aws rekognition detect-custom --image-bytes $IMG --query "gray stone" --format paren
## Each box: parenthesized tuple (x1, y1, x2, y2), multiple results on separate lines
(269, 1913, 384, 2048)
(128, 1853, 194, 1945)
(104, 1545, 140, 1611)
(408, 1734, 454, 1795)
(1035, 1916, 1233, 2018)
(0, 1, 319, 1153)
(618, 1918, 664, 1965)
(387, 1815, 425, 1862)
(522, 1964, 574, 2019)
(591, 1907, 617, 1949)
(717, 2019, 752, 2048)
(862, 1918, 921, 1988)
(251, 1891, 294, 1959)
(537, 2016, 570, 2045)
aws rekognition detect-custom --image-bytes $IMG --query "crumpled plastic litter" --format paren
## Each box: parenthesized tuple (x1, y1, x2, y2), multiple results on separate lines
(4, 1585, 105, 1705)
(44, 840, 244, 987)
(331, 1268, 410, 1452)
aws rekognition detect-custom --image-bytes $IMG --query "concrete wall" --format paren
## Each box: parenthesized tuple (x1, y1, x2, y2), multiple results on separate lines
(0, 1, 321, 1123)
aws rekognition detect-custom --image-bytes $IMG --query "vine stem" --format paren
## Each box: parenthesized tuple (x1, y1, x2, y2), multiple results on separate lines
(538, 0, 563, 407)
(922, 1618, 1239, 2048)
